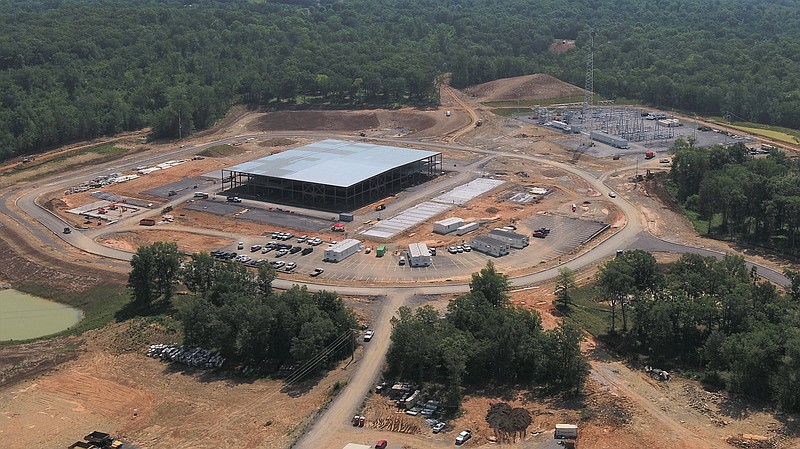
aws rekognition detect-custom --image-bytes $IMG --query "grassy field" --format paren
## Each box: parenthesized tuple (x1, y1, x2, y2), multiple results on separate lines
(562, 284, 611, 338)
(707, 119, 800, 145)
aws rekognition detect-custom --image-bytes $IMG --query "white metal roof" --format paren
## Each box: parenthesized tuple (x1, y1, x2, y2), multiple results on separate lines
(224, 139, 440, 188)
(325, 238, 362, 253)
(435, 217, 464, 226)
(408, 242, 430, 258)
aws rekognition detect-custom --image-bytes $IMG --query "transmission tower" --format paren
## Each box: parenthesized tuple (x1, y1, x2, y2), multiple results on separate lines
(583, 29, 596, 117)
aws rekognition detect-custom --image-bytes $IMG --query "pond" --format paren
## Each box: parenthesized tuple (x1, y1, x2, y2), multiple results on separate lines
(0, 289, 83, 341)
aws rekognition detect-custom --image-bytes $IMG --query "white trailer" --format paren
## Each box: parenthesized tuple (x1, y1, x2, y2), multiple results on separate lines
(455, 222, 479, 236)
(590, 130, 629, 149)
(470, 235, 510, 257)
(324, 239, 362, 262)
(554, 423, 578, 439)
(434, 217, 464, 234)
(407, 243, 432, 267)
(489, 229, 529, 249)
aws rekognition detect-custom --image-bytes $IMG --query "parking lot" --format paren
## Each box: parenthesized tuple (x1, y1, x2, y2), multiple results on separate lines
(522, 215, 610, 262)
(187, 199, 333, 233)
(210, 214, 611, 283)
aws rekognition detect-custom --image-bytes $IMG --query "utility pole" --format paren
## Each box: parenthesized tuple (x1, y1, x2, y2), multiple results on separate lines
(582, 28, 596, 121)
(178, 110, 182, 141)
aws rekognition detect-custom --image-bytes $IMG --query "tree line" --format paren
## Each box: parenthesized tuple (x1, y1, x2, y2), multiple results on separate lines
(128, 242, 358, 369)
(669, 139, 800, 257)
(2, 0, 799, 160)
(595, 249, 800, 410)
(386, 262, 589, 408)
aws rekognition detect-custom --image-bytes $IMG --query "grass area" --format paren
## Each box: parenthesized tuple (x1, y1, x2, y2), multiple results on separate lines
(482, 95, 587, 108)
(561, 284, 611, 338)
(197, 144, 247, 157)
(5, 145, 132, 185)
(707, 118, 800, 145)
(14, 283, 130, 337)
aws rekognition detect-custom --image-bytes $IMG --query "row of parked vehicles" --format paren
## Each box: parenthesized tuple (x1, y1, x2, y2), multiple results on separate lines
(146, 344, 225, 369)
(447, 244, 471, 254)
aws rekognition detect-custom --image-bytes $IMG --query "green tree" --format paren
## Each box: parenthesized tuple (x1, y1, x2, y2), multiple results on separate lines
(128, 244, 156, 305)
(181, 251, 215, 297)
(470, 261, 510, 307)
(555, 267, 576, 308)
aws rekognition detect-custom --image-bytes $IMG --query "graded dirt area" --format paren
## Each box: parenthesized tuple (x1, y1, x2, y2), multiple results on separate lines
(464, 74, 586, 102)
(0, 319, 356, 449)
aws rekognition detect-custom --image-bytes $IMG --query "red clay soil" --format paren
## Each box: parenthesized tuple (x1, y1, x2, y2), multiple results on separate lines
(465, 73, 586, 102)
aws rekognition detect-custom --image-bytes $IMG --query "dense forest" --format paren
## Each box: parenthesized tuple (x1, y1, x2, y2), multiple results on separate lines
(670, 139, 800, 257)
(1, 0, 799, 159)
(128, 243, 358, 370)
(387, 263, 589, 408)
(595, 250, 800, 410)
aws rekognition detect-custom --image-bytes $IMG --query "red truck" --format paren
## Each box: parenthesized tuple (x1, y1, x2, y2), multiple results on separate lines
(645, 151, 655, 159)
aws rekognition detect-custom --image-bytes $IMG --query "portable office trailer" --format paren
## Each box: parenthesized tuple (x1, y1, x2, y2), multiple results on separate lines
(324, 239, 362, 262)
(554, 424, 578, 439)
(456, 222, 479, 236)
(489, 229, 530, 249)
(433, 217, 464, 234)
(407, 243, 432, 267)
(589, 130, 629, 149)
(470, 235, 510, 257)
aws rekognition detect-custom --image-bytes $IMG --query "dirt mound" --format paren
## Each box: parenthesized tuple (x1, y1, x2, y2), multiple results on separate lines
(376, 110, 437, 134)
(550, 39, 576, 54)
(257, 137, 297, 147)
(465, 74, 585, 102)
(248, 110, 381, 131)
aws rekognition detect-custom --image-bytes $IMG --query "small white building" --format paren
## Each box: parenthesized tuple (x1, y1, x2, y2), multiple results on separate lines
(407, 243, 432, 267)
(489, 229, 530, 249)
(324, 239, 362, 262)
(433, 217, 464, 234)
(470, 235, 510, 257)
(455, 222, 479, 236)
(554, 423, 578, 439)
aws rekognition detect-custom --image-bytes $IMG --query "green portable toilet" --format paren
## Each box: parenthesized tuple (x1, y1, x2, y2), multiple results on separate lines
(376, 245, 386, 257)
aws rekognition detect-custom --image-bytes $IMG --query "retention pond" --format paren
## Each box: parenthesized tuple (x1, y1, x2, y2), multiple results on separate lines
(0, 289, 83, 341)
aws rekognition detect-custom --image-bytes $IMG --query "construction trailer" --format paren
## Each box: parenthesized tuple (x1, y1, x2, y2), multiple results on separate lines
(589, 130, 629, 149)
(324, 239, 362, 262)
(489, 229, 530, 249)
(470, 235, 510, 257)
(554, 423, 578, 439)
(456, 222, 479, 236)
(433, 217, 464, 234)
(407, 243, 432, 267)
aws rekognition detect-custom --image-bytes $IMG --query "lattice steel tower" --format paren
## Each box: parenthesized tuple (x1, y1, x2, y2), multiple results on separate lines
(583, 29, 596, 116)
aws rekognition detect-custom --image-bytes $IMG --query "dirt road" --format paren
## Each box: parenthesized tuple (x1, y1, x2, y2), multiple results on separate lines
(294, 291, 412, 449)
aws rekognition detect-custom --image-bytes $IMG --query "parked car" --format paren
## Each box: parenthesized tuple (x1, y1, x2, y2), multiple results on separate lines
(448, 246, 458, 254)
(399, 256, 406, 265)
(297, 235, 307, 243)
(310, 267, 324, 277)
(455, 429, 472, 445)
(608, 191, 617, 198)
(375, 440, 387, 449)
(237, 242, 244, 250)
(456, 245, 464, 253)
(301, 247, 314, 255)
(462, 244, 471, 252)
(289, 246, 302, 254)
(365, 247, 372, 254)
(250, 244, 261, 252)
(364, 330, 374, 341)
(271, 261, 285, 269)
(285, 262, 297, 271)
(433, 422, 446, 433)
(429, 247, 437, 256)
(276, 249, 289, 257)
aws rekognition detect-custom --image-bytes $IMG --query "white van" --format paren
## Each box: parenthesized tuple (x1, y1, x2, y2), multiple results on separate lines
(399, 256, 406, 266)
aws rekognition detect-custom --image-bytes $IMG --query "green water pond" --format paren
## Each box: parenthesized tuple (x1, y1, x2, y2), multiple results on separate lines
(0, 289, 83, 341)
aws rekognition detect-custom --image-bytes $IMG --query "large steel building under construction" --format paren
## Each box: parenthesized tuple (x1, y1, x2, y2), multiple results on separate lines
(221, 139, 442, 211)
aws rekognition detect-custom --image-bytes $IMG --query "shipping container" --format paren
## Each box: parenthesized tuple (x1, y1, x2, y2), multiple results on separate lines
(590, 130, 629, 149)
(376, 245, 387, 257)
